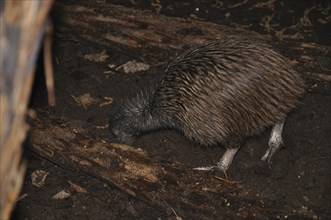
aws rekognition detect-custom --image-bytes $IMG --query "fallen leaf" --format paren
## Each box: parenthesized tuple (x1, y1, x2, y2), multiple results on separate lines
(31, 170, 49, 188)
(68, 181, 88, 193)
(84, 50, 109, 62)
(72, 93, 98, 109)
(53, 190, 71, 200)
(119, 60, 150, 73)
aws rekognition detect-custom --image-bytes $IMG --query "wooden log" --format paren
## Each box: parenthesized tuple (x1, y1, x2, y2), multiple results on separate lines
(27, 112, 267, 219)
(53, 1, 330, 75)
(52, 1, 267, 63)
(0, 1, 53, 219)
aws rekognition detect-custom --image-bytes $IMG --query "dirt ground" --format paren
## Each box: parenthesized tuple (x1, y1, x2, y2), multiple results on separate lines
(12, 0, 330, 219)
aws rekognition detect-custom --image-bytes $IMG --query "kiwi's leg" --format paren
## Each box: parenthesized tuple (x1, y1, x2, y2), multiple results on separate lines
(216, 148, 239, 173)
(261, 120, 285, 163)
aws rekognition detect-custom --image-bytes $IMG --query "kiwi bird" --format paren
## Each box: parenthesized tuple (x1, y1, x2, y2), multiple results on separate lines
(108, 37, 304, 172)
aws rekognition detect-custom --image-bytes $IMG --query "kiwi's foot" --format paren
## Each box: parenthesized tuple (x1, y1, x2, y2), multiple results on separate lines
(193, 148, 239, 175)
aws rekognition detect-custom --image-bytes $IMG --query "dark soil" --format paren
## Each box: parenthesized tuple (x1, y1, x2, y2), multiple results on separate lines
(13, 0, 330, 219)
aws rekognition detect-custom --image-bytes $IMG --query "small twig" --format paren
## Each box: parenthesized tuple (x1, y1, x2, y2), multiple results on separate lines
(214, 175, 239, 184)
(43, 18, 56, 106)
(302, 72, 331, 81)
(228, 0, 248, 9)
(16, 193, 28, 202)
(71, 95, 87, 110)
(96, 124, 108, 129)
(163, 200, 183, 220)
(99, 96, 113, 107)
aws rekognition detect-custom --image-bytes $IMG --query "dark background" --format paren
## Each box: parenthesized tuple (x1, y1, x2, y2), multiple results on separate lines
(13, 0, 331, 219)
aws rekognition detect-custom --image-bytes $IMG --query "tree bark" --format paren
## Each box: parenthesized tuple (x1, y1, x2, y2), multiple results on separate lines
(27, 112, 263, 219)
(0, 1, 53, 219)
(52, 1, 267, 63)
(53, 1, 330, 76)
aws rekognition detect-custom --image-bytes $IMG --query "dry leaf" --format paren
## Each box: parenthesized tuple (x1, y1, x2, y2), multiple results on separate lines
(68, 181, 88, 193)
(31, 170, 49, 188)
(84, 50, 109, 62)
(72, 93, 98, 109)
(53, 190, 71, 200)
(120, 60, 150, 73)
